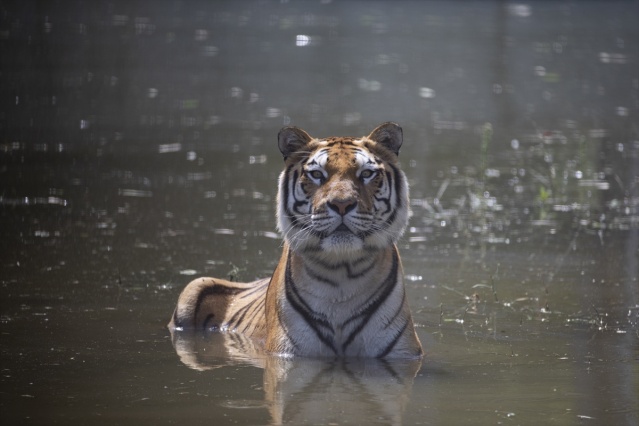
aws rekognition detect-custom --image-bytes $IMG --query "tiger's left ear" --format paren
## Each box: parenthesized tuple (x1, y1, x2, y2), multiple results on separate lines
(368, 122, 403, 156)
(278, 126, 313, 159)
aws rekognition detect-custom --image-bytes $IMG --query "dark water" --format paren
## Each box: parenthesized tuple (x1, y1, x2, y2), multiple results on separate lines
(1, 1, 638, 425)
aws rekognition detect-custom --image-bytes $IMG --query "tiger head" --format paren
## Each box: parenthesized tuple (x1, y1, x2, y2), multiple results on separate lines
(276, 122, 409, 258)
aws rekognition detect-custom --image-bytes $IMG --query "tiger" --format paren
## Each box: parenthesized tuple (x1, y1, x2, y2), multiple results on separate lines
(169, 122, 423, 359)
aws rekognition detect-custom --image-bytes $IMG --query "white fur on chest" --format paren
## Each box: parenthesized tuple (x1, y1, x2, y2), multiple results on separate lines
(278, 250, 406, 357)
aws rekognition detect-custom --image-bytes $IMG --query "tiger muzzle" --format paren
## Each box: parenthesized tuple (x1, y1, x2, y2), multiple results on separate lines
(326, 199, 357, 216)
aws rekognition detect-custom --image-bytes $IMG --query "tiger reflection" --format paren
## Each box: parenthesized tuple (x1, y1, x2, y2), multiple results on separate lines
(169, 329, 421, 425)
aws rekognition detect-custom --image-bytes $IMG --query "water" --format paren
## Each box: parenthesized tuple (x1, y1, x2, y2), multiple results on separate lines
(1, 1, 638, 424)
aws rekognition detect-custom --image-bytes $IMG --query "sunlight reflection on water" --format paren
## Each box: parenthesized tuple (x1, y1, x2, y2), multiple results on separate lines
(1, 0, 638, 425)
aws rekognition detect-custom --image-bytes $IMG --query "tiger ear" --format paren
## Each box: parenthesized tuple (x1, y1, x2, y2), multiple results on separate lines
(278, 126, 313, 158)
(368, 122, 403, 155)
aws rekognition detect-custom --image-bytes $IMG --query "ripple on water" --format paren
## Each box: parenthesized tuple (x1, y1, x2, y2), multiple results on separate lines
(219, 399, 268, 410)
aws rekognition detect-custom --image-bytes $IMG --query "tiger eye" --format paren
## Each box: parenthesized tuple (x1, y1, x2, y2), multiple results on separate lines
(309, 170, 324, 180)
(360, 169, 376, 179)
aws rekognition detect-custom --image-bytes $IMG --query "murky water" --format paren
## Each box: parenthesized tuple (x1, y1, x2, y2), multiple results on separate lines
(2, 1, 638, 425)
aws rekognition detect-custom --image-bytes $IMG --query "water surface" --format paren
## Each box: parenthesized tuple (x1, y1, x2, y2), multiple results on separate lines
(1, 1, 637, 425)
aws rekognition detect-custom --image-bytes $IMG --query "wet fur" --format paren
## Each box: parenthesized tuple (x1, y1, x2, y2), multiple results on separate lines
(169, 123, 423, 358)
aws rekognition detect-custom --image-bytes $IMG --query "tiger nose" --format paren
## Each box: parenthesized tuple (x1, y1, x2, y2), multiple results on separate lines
(327, 199, 357, 216)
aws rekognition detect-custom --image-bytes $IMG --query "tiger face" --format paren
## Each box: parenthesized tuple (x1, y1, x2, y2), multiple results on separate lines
(277, 122, 409, 258)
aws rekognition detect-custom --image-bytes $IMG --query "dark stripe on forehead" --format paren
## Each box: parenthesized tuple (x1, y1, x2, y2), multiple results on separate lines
(324, 140, 360, 155)
(326, 142, 357, 148)
(309, 143, 363, 165)
(305, 148, 328, 165)
(324, 136, 357, 143)
(354, 147, 376, 161)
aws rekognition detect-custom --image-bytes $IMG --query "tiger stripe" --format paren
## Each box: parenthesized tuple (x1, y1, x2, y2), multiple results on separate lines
(169, 123, 423, 359)
(284, 250, 338, 354)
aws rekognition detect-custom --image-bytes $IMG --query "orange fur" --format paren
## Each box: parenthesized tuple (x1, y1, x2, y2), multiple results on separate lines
(170, 123, 422, 359)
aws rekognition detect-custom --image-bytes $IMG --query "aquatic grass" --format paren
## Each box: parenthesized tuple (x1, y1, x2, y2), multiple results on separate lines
(416, 121, 638, 250)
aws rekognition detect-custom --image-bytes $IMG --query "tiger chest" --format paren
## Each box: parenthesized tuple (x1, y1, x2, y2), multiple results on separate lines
(278, 253, 405, 357)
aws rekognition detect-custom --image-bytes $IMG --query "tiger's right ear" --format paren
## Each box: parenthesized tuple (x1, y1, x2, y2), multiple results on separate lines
(278, 126, 312, 158)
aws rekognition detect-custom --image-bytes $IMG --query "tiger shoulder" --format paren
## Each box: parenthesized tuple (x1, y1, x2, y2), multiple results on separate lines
(169, 122, 423, 359)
